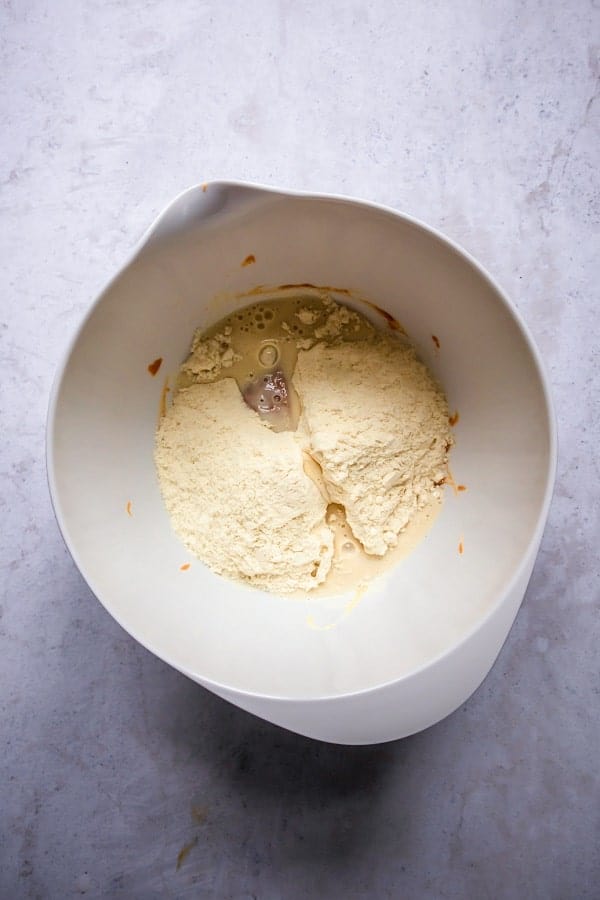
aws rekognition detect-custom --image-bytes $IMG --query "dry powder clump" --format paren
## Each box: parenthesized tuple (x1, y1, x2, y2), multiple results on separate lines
(181, 327, 241, 382)
(155, 378, 333, 593)
(294, 336, 450, 556)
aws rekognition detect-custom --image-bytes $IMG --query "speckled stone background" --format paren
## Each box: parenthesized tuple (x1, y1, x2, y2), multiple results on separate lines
(1, 1, 599, 897)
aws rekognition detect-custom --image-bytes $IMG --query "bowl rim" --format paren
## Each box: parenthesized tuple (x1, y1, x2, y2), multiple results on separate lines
(46, 179, 558, 704)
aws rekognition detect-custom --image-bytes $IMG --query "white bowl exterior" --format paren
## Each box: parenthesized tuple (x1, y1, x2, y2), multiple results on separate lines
(206, 557, 536, 744)
(47, 183, 556, 743)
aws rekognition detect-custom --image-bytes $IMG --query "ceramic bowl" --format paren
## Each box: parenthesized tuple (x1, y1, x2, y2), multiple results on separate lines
(47, 182, 556, 744)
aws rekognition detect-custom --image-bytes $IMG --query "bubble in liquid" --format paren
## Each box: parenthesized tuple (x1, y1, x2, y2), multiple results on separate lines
(264, 310, 274, 320)
(342, 541, 356, 553)
(257, 322, 265, 330)
(259, 343, 279, 367)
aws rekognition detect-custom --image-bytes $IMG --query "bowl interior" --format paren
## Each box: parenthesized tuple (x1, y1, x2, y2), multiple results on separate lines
(48, 186, 554, 699)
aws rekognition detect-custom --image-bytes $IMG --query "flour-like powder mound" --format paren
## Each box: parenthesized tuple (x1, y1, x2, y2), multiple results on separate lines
(293, 336, 450, 556)
(155, 378, 334, 593)
(155, 295, 452, 594)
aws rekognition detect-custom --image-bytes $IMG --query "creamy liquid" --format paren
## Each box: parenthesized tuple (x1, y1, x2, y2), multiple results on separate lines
(313, 498, 442, 597)
(299, 459, 442, 598)
(177, 291, 374, 431)
(177, 292, 444, 597)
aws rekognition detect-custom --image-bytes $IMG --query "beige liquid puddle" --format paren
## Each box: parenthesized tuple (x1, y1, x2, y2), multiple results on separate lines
(306, 497, 442, 598)
(176, 291, 444, 598)
(177, 291, 374, 432)
(299, 446, 443, 598)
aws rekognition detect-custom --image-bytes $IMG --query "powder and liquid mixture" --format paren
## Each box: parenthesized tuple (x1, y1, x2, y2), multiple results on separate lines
(155, 290, 452, 596)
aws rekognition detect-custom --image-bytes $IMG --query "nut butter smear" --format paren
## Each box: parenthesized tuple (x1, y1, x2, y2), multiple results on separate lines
(155, 289, 453, 595)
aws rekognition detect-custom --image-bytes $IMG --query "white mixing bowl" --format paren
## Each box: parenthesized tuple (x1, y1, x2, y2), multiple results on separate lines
(47, 182, 556, 744)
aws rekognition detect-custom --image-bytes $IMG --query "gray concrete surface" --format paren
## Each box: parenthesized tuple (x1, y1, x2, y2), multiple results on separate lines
(1, 1, 599, 897)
